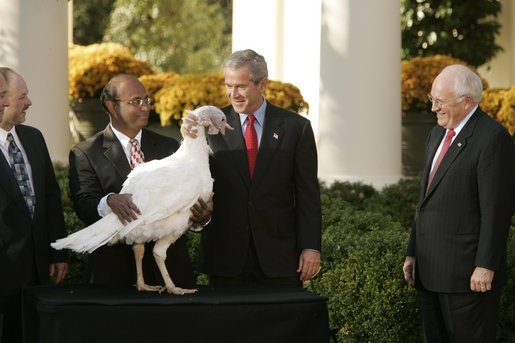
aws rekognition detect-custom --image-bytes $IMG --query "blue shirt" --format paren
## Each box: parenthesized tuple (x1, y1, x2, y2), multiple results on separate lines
(239, 99, 267, 147)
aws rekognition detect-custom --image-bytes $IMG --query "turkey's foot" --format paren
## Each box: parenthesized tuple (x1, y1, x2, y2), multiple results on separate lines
(134, 283, 164, 292)
(163, 286, 198, 295)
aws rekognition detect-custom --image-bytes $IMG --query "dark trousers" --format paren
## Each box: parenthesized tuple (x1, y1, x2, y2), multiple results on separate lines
(0, 294, 22, 343)
(209, 237, 301, 288)
(417, 284, 502, 343)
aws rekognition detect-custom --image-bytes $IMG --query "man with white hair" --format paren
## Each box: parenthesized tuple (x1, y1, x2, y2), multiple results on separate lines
(403, 64, 515, 342)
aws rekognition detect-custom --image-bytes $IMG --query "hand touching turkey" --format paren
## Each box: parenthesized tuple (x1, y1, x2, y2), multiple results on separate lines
(52, 106, 232, 295)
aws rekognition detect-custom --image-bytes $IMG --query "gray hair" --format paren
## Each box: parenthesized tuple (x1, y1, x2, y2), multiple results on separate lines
(441, 64, 483, 103)
(222, 49, 268, 84)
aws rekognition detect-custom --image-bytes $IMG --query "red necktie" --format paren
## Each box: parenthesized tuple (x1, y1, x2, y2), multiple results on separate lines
(427, 129, 455, 189)
(244, 115, 258, 177)
(129, 139, 145, 169)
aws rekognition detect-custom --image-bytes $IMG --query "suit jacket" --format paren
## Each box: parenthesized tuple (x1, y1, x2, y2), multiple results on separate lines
(199, 102, 322, 278)
(407, 108, 515, 293)
(0, 125, 67, 296)
(68, 126, 194, 287)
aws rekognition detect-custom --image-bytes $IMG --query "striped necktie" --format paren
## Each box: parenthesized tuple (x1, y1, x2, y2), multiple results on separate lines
(7, 133, 35, 216)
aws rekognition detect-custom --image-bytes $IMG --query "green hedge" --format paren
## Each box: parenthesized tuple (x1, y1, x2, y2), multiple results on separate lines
(53, 164, 514, 341)
(314, 179, 515, 342)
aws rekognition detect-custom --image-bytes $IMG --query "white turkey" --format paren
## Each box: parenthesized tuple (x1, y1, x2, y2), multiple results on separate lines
(52, 105, 231, 295)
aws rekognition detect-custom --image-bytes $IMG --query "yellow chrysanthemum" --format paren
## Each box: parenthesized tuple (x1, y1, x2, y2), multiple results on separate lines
(69, 43, 154, 101)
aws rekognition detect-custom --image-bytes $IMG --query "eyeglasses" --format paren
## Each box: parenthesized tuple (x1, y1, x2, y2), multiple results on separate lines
(427, 94, 465, 107)
(113, 97, 153, 107)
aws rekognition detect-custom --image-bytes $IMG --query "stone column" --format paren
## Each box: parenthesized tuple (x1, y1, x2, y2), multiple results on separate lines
(478, 0, 514, 87)
(232, 0, 402, 188)
(0, 0, 70, 163)
(317, 0, 402, 188)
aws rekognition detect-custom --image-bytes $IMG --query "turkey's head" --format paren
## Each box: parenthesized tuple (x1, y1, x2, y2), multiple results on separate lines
(186, 106, 233, 135)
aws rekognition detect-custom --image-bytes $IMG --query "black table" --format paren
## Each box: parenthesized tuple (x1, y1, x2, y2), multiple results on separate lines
(23, 285, 329, 343)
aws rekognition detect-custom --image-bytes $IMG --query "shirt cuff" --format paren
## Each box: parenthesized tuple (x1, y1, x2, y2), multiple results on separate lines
(97, 193, 114, 217)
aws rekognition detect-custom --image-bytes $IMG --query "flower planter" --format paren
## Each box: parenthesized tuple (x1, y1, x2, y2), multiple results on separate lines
(69, 98, 109, 143)
(402, 110, 437, 177)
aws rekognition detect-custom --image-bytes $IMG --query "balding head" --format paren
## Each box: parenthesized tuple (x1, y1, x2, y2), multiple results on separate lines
(0, 69, 31, 131)
(0, 69, 11, 120)
(100, 74, 141, 114)
(435, 65, 483, 104)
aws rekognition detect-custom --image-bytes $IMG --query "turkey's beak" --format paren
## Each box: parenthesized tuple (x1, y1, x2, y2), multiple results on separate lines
(220, 122, 234, 136)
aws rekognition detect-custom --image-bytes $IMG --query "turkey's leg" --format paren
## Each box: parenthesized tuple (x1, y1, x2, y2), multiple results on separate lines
(133, 243, 163, 292)
(153, 238, 197, 295)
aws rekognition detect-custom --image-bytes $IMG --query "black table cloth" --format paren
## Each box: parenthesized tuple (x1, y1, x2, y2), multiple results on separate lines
(22, 284, 329, 343)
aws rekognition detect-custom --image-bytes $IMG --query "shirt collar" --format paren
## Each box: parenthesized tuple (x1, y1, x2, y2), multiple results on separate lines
(110, 124, 143, 149)
(239, 98, 267, 127)
(453, 104, 477, 136)
(0, 127, 18, 147)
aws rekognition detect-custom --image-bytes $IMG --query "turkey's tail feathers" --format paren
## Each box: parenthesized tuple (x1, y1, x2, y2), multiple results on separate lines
(51, 214, 123, 253)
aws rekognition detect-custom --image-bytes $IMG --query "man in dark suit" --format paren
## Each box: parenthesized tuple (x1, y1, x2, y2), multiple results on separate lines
(185, 49, 321, 287)
(403, 64, 515, 342)
(68, 74, 196, 290)
(0, 68, 68, 343)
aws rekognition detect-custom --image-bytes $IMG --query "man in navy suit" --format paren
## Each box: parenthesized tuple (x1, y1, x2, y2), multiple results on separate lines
(0, 68, 68, 343)
(185, 49, 322, 287)
(403, 64, 515, 342)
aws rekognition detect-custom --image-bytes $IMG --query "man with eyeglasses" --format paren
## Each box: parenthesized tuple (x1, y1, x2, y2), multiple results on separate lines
(403, 65, 515, 342)
(68, 74, 204, 289)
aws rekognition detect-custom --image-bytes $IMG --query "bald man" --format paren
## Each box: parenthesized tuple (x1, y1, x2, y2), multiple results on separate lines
(0, 68, 68, 343)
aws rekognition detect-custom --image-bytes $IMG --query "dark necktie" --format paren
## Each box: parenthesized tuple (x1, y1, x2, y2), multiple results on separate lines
(427, 129, 455, 189)
(7, 133, 35, 216)
(244, 114, 258, 178)
(129, 139, 145, 169)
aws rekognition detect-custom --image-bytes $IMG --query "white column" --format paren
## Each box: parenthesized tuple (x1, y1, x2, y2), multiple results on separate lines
(0, 0, 70, 163)
(232, 0, 322, 132)
(478, 0, 514, 87)
(317, 0, 402, 188)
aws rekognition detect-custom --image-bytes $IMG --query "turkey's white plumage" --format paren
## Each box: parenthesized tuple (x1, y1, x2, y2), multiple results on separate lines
(52, 105, 230, 294)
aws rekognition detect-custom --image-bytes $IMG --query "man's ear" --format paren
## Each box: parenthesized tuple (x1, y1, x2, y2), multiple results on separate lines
(105, 100, 117, 116)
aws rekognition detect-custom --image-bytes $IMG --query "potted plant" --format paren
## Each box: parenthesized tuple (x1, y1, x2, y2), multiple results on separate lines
(481, 86, 515, 138)
(68, 43, 154, 142)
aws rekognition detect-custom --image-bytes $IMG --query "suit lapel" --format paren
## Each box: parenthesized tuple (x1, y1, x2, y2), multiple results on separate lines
(222, 109, 251, 187)
(0, 126, 35, 219)
(425, 110, 480, 196)
(0, 148, 29, 216)
(102, 126, 132, 179)
(422, 126, 444, 195)
(16, 126, 40, 219)
(251, 105, 284, 189)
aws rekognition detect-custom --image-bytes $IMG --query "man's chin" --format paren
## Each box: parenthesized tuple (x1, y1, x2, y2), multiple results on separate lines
(231, 103, 247, 113)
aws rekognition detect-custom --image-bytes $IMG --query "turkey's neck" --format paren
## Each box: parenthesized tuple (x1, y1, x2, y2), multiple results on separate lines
(182, 127, 210, 156)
